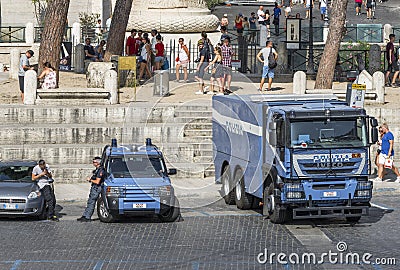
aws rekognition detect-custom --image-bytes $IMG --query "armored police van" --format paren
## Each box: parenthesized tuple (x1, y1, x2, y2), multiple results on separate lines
(212, 94, 378, 223)
(97, 138, 180, 223)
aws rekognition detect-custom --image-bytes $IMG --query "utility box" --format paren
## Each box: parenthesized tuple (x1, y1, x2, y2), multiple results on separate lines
(153, 70, 169, 96)
(346, 83, 366, 108)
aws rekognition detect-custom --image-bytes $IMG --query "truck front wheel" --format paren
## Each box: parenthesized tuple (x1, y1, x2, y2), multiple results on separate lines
(158, 196, 181, 222)
(234, 169, 253, 210)
(97, 197, 117, 223)
(221, 165, 235, 205)
(263, 184, 291, 224)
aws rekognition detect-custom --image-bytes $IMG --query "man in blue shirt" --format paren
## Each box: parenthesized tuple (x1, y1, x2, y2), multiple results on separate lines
(376, 123, 400, 182)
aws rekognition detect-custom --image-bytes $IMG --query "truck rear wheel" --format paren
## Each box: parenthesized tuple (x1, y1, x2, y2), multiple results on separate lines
(221, 165, 235, 205)
(263, 184, 291, 224)
(234, 169, 253, 210)
(97, 197, 117, 223)
(158, 196, 181, 222)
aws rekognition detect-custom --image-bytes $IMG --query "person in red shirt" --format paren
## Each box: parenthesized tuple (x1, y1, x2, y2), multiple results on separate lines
(154, 35, 165, 70)
(126, 29, 139, 56)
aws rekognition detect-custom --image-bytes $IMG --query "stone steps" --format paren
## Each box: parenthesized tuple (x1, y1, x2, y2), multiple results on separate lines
(174, 110, 212, 118)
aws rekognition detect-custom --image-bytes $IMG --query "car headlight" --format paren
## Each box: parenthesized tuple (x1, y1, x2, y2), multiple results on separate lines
(159, 186, 171, 197)
(28, 191, 41, 199)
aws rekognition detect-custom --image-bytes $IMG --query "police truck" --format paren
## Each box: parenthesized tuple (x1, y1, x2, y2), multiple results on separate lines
(212, 94, 378, 223)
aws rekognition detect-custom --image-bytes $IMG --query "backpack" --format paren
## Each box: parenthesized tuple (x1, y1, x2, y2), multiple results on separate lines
(268, 48, 277, 69)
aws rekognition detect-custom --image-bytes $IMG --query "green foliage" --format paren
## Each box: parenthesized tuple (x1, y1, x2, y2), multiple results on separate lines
(338, 41, 372, 71)
(204, 0, 221, 9)
(79, 12, 100, 28)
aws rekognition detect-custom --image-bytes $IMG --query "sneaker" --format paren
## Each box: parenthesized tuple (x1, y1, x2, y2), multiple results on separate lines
(173, 79, 179, 82)
(391, 84, 398, 88)
(195, 90, 205, 95)
(258, 88, 263, 93)
(77, 216, 91, 222)
(385, 82, 392, 87)
(48, 215, 59, 222)
(216, 93, 224, 96)
(395, 177, 400, 183)
(372, 177, 382, 182)
(204, 86, 210, 92)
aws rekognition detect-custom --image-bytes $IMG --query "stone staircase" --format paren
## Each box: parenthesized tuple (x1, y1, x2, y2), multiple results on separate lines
(0, 103, 214, 182)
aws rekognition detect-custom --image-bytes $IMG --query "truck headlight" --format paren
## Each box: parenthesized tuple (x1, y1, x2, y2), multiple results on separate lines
(106, 187, 123, 196)
(28, 191, 41, 199)
(159, 186, 171, 197)
(286, 183, 302, 189)
(286, 191, 304, 199)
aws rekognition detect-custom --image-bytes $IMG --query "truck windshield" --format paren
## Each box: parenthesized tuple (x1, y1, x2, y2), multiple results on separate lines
(0, 166, 34, 182)
(108, 155, 165, 178)
(290, 118, 367, 148)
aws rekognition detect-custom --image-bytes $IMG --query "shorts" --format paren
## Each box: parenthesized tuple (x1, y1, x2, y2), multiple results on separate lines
(378, 153, 393, 165)
(18, 76, 24, 92)
(236, 28, 243, 34)
(262, 65, 275, 79)
(155, 56, 163, 63)
(177, 59, 189, 68)
(223, 66, 232, 76)
(387, 62, 399, 72)
(355, 2, 362, 8)
(320, 7, 327, 15)
(284, 7, 291, 13)
(195, 62, 208, 79)
(366, 4, 372, 8)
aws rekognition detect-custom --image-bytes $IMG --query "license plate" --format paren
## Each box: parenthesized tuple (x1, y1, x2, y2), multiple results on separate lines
(133, 203, 146, 208)
(3, 203, 17, 209)
(323, 191, 337, 197)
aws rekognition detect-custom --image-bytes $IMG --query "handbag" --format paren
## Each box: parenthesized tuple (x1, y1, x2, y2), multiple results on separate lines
(175, 56, 179, 62)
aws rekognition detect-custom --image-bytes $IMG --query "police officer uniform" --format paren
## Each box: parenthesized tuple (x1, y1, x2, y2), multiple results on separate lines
(78, 163, 106, 222)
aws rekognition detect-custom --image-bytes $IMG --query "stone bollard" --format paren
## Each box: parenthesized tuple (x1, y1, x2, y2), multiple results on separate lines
(10, 49, 20, 80)
(153, 70, 170, 96)
(105, 70, 118, 104)
(293, 71, 306, 95)
(383, 24, 392, 43)
(24, 70, 37, 105)
(74, 44, 85, 74)
(72, 22, 82, 46)
(369, 44, 381, 75)
(373, 71, 385, 104)
(25, 22, 34, 44)
(276, 42, 288, 73)
(259, 25, 268, 47)
(357, 70, 372, 89)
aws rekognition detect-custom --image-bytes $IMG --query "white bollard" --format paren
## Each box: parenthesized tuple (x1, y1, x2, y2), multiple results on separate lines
(25, 22, 35, 44)
(293, 71, 307, 95)
(105, 70, 118, 104)
(373, 71, 385, 104)
(23, 70, 37, 105)
(72, 22, 82, 47)
(10, 49, 20, 80)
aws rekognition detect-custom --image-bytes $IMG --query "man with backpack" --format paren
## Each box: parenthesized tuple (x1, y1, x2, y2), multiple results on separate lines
(257, 41, 278, 92)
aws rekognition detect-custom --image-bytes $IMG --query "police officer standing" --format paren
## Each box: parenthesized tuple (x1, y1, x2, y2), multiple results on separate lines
(32, 160, 58, 221)
(77, 157, 106, 222)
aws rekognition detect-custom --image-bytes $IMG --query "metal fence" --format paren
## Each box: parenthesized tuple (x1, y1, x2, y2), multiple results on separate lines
(34, 27, 73, 43)
(0, 27, 25, 43)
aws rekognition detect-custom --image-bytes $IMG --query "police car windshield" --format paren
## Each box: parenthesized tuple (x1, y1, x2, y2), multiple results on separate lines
(290, 118, 367, 148)
(108, 155, 165, 178)
(0, 166, 33, 182)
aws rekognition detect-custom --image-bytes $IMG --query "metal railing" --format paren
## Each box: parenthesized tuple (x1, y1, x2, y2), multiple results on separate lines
(0, 27, 25, 43)
(34, 27, 72, 43)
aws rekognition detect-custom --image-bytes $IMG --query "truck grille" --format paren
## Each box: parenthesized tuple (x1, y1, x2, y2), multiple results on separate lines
(124, 188, 158, 197)
(0, 198, 26, 204)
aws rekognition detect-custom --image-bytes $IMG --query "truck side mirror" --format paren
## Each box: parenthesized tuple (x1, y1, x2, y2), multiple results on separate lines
(168, 168, 177, 175)
(370, 118, 378, 127)
(371, 127, 378, 144)
(269, 121, 277, 147)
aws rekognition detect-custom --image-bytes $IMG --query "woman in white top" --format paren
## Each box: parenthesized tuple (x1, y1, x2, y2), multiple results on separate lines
(38, 62, 56, 89)
(138, 37, 152, 81)
(175, 38, 190, 82)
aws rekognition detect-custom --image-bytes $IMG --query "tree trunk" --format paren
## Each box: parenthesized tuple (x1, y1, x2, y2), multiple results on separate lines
(38, 0, 70, 87)
(104, 0, 134, 62)
(314, 0, 349, 89)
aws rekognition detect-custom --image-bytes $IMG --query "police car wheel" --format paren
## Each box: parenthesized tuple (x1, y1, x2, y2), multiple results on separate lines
(158, 196, 180, 222)
(97, 197, 116, 223)
(234, 169, 253, 210)
(221, 165, 235, 205)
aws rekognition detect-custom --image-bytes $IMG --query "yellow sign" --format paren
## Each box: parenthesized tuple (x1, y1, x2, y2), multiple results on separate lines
(118, 56, 136, 70)
(352, 84, 366, 90)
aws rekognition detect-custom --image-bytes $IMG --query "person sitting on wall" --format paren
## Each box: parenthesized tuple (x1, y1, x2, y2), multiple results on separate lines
(84, 38, 98, 61)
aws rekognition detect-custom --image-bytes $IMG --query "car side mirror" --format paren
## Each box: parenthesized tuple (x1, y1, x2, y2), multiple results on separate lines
(168, 168, 177, 175)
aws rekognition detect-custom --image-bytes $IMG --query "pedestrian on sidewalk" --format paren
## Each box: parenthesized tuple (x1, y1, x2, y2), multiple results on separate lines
(375, 123, 400, 183)
(305, 0, 314, 19)
(385, 34, 396, 87)
(221, 37, 234, 94)
(175, 38, 190, 82)
(32, 160, 58, 221)
(18, 50, 34, 102)
(234, 13, 244, 36)
(194, 40, 209, 94)
(257, 41, 278, 92)
(77, 157, 106, 222)
(319, 0, 328, 20)
(355, 0, 363, 16)
(365, 0, 373, 19)
(283, 0, 293, 18)
(204, 46, 224, 95)
(390, 39, 400, 87)
(273, 2, 282, 36)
